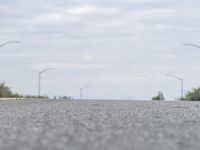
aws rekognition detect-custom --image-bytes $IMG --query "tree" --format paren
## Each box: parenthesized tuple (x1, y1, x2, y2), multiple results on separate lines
(152, 91, 165, 101)
(24, 95, 49, 99)
(58, 96, 73, 100)
(0, 82, 14, 97)
(0, 82, 71, 100)
(0, 82, 22, 98)
(183, 88, 200, 101)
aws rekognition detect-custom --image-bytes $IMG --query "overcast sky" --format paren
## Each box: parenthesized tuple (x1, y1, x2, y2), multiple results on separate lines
(1, 0, 200, 100)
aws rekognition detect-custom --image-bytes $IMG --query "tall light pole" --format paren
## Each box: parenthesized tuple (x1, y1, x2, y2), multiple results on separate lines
(80, 85, 92, 100)
(166, 74, 183, 100)
(0, 41, 20, 48)
(38, 68, 56, 98)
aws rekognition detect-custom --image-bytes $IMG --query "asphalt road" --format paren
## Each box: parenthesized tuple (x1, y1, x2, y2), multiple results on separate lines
(1, 99, 200, 150)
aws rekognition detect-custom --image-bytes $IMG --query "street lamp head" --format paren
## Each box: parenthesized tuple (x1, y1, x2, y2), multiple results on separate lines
(183, 43, 200, 49)
(39, 68, 56, 74)
(13, 41, 20, 43)
(183, 43, 191, 46)
(80, 85, 92, 90)
(166, 74, 182, 80)
(0, 41, 21, 47)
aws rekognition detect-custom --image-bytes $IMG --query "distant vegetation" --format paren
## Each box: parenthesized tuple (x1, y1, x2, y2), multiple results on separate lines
(151, 88, 200, 101)
(182, 88, 200, 101)
(1, 82, 200, 101)
(152, 91, 165, 101)
(53, 96, 73, 100)
(0, 82, 22, 98)
(0, 82, 72, 100)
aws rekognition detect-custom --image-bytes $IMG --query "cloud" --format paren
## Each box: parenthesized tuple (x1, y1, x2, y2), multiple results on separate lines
(1, 0, 200, 99)
(162, 54, 177, 60)
(33, 62, 111, 70)
(68, 5, 96, 15)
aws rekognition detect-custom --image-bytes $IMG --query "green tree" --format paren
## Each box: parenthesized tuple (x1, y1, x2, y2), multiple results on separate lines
(152, 91, 165, 101)
(0, 82, 22, 98)
(184, 88, 200, 101)
(152, 95, 160, 100)
(0, 82, 14, 97)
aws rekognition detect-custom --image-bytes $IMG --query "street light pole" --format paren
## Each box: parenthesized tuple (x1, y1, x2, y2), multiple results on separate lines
(38, 68, 56, 99)
(0, 41, 20, 48)
(166, 74, 184, 100)
(80, 85, 92, 100)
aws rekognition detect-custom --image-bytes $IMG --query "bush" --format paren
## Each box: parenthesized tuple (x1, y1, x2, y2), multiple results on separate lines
(184, 88, 200, 101)
(152, 91, 165, 101)
(0, 82, 14, 97)
(0, 82, 22, 98)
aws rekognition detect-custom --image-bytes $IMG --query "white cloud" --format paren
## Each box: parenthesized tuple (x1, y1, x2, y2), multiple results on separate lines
(68, 5, 96, 15)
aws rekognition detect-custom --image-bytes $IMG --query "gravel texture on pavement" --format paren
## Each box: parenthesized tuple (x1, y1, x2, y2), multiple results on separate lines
(0, 100, 200, 150)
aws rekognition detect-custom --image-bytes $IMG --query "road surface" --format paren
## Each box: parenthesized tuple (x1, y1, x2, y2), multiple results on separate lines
(0, 99, 200, 150)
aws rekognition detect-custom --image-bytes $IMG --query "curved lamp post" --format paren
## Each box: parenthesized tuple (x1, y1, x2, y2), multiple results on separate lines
(166, 74, 183, 100)
(0, 41, 20, 48)
(80, 85, 92, 100)
(38, 68, 56, 98)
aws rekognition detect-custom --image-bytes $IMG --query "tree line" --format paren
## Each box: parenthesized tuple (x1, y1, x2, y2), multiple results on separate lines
(1, 82, 200, 101)
(0, 82, 71, 100)
(152, 88, 200, 101)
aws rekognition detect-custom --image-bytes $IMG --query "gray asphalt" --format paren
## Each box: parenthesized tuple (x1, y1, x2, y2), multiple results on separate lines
(0, 100, 200, 150)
